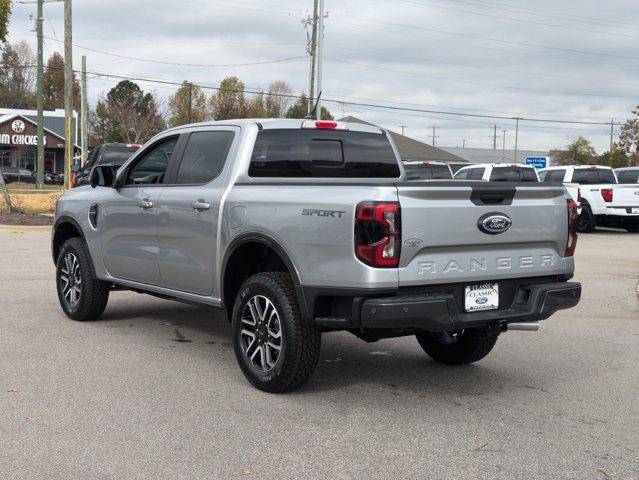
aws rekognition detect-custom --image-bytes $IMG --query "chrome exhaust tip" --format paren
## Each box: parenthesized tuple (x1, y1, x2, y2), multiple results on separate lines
(507, 322, 540, 332)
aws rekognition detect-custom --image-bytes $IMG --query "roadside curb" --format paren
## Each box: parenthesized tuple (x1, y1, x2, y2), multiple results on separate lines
(0, 224, 52, 232)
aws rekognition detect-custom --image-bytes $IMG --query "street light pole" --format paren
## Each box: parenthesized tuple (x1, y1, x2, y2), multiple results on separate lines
(514, 117, 521, 163)
(81, 55, 88, 165)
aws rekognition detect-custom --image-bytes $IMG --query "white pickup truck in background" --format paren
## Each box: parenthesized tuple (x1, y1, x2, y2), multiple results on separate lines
(539, 165, 639, 233)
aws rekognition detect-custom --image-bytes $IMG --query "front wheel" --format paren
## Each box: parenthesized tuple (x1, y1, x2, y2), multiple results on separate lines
(56, 237, 110, 321)
(232, 272, 321, 393)
(416, 329, 498, 366)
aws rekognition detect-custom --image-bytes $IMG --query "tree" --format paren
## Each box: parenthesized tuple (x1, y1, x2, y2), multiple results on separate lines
(0, 41, 36, 108)
(209, 76, 248, 120)
(265, 80, 292, 118)
(246, 90, 267, 118)
(549, 137, 597, 166)
(90, 80, 166, 144)
(618, 106, 639, 166)
(599, 147, 630, 169)
(0, 0, 11, 44)
(43, 52, 80, 111)
(167, 81, 208, 127)
(286, 93, 333, 120)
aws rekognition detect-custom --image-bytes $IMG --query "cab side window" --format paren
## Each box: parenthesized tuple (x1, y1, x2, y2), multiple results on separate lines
(469, 168, 485, 180)
(126, 138, 178, 185)
(176, 131, 235, 185)
(455, 169, 469, 179)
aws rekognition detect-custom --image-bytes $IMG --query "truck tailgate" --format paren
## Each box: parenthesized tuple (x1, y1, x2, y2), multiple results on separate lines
(610, 185, 639, 210)
(397, 183, 573, 286)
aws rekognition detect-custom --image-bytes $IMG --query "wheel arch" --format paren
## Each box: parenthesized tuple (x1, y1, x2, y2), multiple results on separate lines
(221, 233, 301, 317)
(52, 216, 87, 264)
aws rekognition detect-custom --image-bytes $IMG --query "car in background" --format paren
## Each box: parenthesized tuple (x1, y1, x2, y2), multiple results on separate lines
(73, 143, 141, 187)
(615, 167, 639, 184)
(403, 160, 453, 180)
(44, 171, 64, 185)
(0, 166, 37, 184)
(454, 163, 540, 182)
(448, 162, 471, 174)
(538, 165, 639, 233)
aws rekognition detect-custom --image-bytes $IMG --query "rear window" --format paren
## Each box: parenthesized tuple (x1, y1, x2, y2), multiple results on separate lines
(541, 169, 567, 183)
(249, 130, 400, 178)
(404, 163, 452, 180)
(616, 170, 639, 184)
(490, 166, 538, 182)
(572, 168, 617, 184)
(98, 145, 139, 166)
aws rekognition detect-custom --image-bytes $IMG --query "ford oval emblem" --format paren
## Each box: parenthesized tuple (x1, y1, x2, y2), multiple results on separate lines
(478, 212, 512, 235)
(476, 297, 489, 304)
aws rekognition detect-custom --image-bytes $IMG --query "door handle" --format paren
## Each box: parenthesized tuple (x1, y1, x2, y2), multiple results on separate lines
(138, 200, 154, 209)
(191, 201, 211, 212)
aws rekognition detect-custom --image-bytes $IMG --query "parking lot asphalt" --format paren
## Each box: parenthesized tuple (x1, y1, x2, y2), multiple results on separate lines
(0, 227, 637, 480)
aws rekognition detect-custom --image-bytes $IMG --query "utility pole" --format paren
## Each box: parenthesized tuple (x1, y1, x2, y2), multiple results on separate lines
(64, 0, 73, 189)
(429, 125, 438, 146)
(315, 0, 325, 118)
(81, 55, 88, 166)
(307, 0, 318, 113)
(609, 118, 614, 153)
(36, 0, 44, 189)
(493, 124, 497, 150)
(399, 125, 407, 136)
(187, 82, 193, 124)
(514, 117, 521, 163)
(502, 130, 507, 158)
(462, 139, 466, 149)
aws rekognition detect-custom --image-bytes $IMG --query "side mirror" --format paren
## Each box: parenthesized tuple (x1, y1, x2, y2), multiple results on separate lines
(89, 165, 117, 188)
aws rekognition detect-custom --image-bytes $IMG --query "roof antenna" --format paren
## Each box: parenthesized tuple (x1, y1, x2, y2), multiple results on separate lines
(304, 91, 322, 120)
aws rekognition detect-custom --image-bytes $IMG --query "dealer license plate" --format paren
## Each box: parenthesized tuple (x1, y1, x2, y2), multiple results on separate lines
(632, 207, 639, 214)
(464, 283, 499, 312)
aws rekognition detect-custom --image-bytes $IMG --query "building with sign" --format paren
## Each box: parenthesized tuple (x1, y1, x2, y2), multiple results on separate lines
(0, 107, 78, 173)
(440, 146, 551, 166)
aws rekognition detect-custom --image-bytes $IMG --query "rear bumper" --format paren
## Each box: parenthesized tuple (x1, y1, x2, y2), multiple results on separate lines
(297, 278, 580, 332)
(600, 207, 639, 218)
(359, 282, 580, 331)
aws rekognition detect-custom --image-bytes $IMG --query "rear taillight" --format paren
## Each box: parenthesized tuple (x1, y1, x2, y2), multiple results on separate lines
(355, 202, 401, 268)
(601, 188, 613, 203)
(565, 199, 578, 257)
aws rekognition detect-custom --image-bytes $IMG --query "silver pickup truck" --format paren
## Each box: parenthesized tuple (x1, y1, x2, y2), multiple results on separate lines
(52, 119, 581, 392)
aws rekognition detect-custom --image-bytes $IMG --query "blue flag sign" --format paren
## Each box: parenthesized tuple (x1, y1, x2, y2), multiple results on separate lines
(525, 157, 548, 169)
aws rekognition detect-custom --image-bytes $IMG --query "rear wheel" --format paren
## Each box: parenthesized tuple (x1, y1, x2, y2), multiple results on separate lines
(624, 221, 639, 233)
(232, 272, 321, 393)
(576, 206, 596, 233)
(415, 329, 498, 365)
(56, 237, 110, 321)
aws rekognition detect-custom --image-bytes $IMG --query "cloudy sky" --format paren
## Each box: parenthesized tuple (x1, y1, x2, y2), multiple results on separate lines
(7, 0, 639, 152)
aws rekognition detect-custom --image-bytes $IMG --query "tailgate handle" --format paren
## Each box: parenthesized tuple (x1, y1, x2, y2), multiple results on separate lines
(471, 186, 516, 206)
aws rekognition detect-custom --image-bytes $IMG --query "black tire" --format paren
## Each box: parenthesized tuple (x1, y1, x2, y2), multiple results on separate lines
(624, 222, 639, 233)
(56, 237, 110, 321)
(232, 272, 321, 393)
(415, 329, 498, 366)
(576, 206, 596, 233)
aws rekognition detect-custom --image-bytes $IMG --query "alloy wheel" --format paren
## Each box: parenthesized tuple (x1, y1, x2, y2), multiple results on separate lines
(240, 295, 283, 372)
(60, 252, 82, 307)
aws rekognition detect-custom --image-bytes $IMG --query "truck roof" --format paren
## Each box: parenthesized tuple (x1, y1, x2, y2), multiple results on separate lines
(163, 118, 384, 135)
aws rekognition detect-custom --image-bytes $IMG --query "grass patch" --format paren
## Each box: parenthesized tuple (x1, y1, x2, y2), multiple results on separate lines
(0, 191, 62, 214)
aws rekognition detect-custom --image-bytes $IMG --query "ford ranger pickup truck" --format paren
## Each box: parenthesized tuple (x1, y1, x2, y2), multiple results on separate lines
(52, 119, 581, 393)
(539, 165, 639, 233)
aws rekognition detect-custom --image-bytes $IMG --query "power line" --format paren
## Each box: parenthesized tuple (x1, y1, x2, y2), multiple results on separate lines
(325, 57, 639, 100)
(394, 0, 639, 40)
(44, 37, 307, 67)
